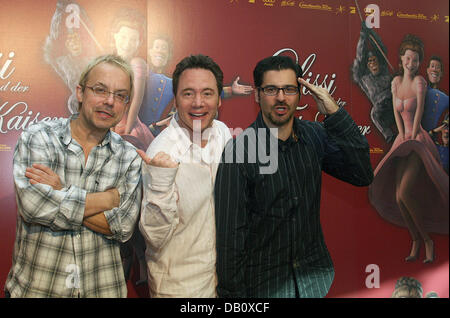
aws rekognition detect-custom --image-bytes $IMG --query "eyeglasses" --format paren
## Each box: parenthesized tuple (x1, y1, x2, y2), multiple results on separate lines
(258, 85, 299, 96)
(84, 85, 130, 104)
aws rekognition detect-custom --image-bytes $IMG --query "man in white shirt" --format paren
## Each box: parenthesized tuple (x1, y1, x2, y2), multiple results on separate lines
(138, 54, 232, 297)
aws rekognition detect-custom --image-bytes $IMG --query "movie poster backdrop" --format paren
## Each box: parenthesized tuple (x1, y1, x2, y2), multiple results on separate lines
(0, 0, 448, 298)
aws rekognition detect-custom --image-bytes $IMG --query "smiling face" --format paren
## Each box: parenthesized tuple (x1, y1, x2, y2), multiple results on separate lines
(175, 68, 221, 138)
(149, 39, 170, 72)
(113, 25, 140, 60)
(401, 49, 420, 77)
(255, 69, 299, 129)
(427, 60, 442, 86)
(76, 62, 130, 133)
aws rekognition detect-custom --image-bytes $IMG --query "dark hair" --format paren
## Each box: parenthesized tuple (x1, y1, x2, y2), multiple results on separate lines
(398, 34, 424, 76)
(109, 8, 146, 53)
(253, 55, 303, 88)
(172, 54, 223, 95)
(148, 34, 174, 73)
(428, 55, 444, 75)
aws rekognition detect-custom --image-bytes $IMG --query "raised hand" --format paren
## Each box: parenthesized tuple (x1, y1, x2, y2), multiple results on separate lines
(25, 164, 63, 190)
(298, 78, 339, 115)
(231, 76, 254, 96)
(137, 150, 178, 168)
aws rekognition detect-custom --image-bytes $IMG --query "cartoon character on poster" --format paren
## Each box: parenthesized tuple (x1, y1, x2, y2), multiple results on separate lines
(43, 0, 98, 114)
(368, 34, 449, 264)
(108, 8, 155, 151)
(127, 33, 176, 138)
(391, 276, 440, 298)
(351, 21, 397, 144)
(428, 114, 449, 174)
(422, 55, 449, 170)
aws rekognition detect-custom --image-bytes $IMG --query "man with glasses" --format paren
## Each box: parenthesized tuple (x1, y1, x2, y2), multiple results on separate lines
(5, 54, 142, 297)
(214, 55, 373, 298)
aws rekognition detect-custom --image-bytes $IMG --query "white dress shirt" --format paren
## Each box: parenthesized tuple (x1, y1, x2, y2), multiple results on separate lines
(139, 115, 231, 297)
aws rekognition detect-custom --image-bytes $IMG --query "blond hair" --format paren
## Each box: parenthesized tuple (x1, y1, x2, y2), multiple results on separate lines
(77, 54, 134, 110)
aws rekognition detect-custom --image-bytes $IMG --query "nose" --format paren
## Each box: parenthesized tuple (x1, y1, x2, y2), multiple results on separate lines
(192, 93, 203, 107)
(104, 92, 115, 105)
(275, 89, 286, 100)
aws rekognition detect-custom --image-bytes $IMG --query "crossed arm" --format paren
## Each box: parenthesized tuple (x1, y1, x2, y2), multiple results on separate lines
(25, 163, 118, 236)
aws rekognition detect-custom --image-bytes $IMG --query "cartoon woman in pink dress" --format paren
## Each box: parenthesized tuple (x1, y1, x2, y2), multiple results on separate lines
(368, 34, 449, 263)
(109, 8, 155, 151)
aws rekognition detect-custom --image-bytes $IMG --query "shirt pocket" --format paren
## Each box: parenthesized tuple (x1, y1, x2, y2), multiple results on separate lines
(86, 158, 121, 192)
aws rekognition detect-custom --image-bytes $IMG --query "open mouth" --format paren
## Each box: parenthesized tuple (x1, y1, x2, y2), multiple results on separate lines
(153, 54, 166, 63)
(430, 73, 440, 79)
(274, 106, 289, 116)
(189, 112, 208, 119)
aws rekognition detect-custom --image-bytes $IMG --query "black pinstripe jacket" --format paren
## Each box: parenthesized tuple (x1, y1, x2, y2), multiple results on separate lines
(214, 108, 373, 298)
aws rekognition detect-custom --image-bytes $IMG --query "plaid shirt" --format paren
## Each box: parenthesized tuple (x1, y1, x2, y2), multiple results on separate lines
(5, 115, 142, 298)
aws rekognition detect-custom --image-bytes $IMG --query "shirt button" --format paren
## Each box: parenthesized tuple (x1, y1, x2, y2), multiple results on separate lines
(157, 88, 162, 92)
(154, 97, 159, 101)
(293, 260, 300, 269)
(160, 80, 164, 84)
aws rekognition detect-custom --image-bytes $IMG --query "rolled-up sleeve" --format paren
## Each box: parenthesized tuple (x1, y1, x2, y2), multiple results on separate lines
(104, 153, 142, 243)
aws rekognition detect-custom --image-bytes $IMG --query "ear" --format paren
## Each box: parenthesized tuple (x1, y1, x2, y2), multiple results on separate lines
(173, 96, 178, 110)
(254, 88, 260, 104)
(76, 85, 83, 104)
(125, 97, 132, 111)
(218, 96, 222, 109)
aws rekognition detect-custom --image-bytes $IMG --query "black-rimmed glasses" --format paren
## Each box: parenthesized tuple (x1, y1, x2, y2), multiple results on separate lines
(259, 85, 299, 96)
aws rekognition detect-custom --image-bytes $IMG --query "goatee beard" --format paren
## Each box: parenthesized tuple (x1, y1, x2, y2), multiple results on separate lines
(266, 104, 294, 127)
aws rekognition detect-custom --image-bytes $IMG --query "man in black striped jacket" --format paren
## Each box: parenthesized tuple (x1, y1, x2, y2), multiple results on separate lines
(214, 55, 373, 298)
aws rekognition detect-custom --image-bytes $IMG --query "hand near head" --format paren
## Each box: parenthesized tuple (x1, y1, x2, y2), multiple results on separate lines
(231, 76, 254, 96)
(298, 78, 339, 115)
(25, 164, 63, 190)
(432, 123, 447, 134)
(137, 150, 178, 168)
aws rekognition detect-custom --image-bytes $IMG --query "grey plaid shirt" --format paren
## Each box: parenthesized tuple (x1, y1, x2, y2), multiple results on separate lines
(5, 115, 142, 297)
